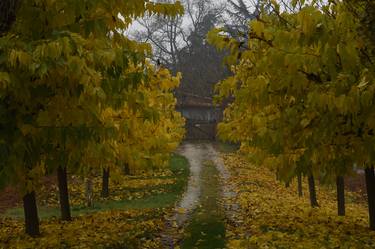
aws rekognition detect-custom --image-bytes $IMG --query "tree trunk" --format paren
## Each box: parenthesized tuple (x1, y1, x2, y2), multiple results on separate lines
(57, 166, 71, 221)
(308, 173, 319, 207)
(22, 191, 40, 237)
(0, 0, 20, 35)
(123, 163, 130, 175)
(101, 168, 109, 198)
(297, 173, 303, 197)
(365, 167, 375, 230)
(285, 181, 290, 188)
(85, 177, 94, 208)
(275, 169, 280, 181)
(336, 175, 345, 216)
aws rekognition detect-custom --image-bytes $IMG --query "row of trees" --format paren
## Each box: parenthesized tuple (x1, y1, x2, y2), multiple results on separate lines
(209, 0, 375, 229)
(0, 0, 185, 236)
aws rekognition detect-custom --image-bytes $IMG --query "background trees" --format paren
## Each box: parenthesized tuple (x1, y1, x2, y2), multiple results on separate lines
(225, 0, 261, 37)
(132, 0, 229, 98)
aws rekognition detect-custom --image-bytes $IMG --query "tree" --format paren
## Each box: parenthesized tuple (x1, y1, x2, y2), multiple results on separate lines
(0, 0, 20, 35)
(132, 0, 229, 97)
(208, 0, 375, 227)
(225, 0, 261, 36)
(133, 1, 186, 73)
(344, 0, 375, 227)
(177, 7, 230, 97)
(0, 0, 183, 236)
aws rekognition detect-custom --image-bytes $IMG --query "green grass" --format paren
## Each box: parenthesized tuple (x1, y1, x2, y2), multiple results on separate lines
(181, 160, 226, 249)
(4, 154, 189, 220)
(215, 141, 239, 153)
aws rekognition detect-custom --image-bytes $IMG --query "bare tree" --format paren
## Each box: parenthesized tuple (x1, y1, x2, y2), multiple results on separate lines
(133, 13, 184, 73)
(131, 0, 229, 97)
(224, 0, 261, 39)
(227, 0, 260, 23)
(177, 9, 229, 97)
(132, 0, 225, 68)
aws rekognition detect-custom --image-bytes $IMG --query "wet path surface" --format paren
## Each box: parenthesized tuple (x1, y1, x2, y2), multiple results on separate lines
(174, 143, 205, 226)
(174, 142, 228, 249)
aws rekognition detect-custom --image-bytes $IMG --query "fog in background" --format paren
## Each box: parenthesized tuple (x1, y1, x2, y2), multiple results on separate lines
(126, 0, 261, 99)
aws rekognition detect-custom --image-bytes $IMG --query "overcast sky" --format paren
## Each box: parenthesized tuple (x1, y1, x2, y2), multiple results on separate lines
(125, 0, 258, 36)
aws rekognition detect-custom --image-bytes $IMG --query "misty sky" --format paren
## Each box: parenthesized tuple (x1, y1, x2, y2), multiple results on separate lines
(126, 0, 258, 35)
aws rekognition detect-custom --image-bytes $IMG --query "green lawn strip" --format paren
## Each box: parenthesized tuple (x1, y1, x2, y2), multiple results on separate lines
(181, 161, 226, 249)
(3, 153, 189, 220)
(215, 142, 239, 153)
(126, 152, 189, 181)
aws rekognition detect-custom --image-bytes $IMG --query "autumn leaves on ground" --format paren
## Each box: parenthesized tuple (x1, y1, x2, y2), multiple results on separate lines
(0, 154, 189, 248)
(3, 0, 375, 248)
(1, 143, 374, 248)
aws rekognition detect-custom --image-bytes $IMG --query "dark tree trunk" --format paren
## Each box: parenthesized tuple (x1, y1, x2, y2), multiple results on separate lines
(85, 177, 93, 208)
(365, 167, 375, 230)
(336, 175, 345, 216)
(285, 181, 290, 188)
(22, 191, 40, 237)
(124, 163, 130, 175)
(0, 0, 20, 35)
(308, 173, 319, 207)
(57, 165, 71, 221)
(297, 173, 303, 197)
(101, 168, 110, 198)
(275, 169, 280, 181)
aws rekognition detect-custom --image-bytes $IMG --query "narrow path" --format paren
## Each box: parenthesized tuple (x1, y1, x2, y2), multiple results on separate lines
(181, 158, 225, 249)
(174, 143, 205, 226)
(171, 142, 231, 249)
